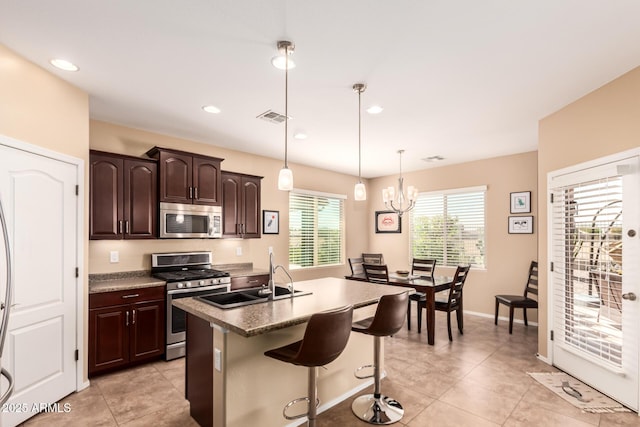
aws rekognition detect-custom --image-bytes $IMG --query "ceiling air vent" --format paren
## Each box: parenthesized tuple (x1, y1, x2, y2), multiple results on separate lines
(256, 110, 290, 124)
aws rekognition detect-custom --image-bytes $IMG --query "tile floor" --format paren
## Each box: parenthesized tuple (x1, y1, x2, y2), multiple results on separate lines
(22, 313, 640, 426)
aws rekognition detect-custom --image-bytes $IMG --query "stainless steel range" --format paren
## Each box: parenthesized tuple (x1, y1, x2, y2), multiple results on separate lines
(151, 251, 230, 360)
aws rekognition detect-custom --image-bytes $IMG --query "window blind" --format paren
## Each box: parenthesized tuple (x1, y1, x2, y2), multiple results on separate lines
(289, 191, 344, 269)
(410, 188, 485, 268)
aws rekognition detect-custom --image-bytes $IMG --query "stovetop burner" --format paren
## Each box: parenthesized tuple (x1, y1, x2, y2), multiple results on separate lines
(153, 268, 229, 282)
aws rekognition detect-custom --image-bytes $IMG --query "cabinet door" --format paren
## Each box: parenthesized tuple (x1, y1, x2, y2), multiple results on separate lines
(230, 274, 269, 291)
(159, 150, 192, 203)
(123, 159, 157, 238)
(221, 172, 242, 237)
(130, 300, 165, 361)
(88, 305, 129, 375)
(193, 156, 221, 206)
(241, 176, 261, 238)
(90, 153, 123, 239)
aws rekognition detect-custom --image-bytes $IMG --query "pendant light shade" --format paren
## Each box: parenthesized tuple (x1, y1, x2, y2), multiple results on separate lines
(277, 40, 295, 191)
(353, 83, 367, 201)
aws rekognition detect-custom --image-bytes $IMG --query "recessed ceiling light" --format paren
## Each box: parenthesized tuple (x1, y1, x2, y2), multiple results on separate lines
(293, 132, 307, 140)
(271, 56, 296, 70)
(202, 105, 221, 114)
(50, 58, 79, 71)
(366, 105, 383, 114)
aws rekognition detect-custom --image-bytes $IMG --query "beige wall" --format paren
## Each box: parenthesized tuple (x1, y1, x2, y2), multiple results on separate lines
(537, 65, 640, 357)
(89, 120, 370, 280)
(367, 151, 539, 318)
(0, 43, 90, 379)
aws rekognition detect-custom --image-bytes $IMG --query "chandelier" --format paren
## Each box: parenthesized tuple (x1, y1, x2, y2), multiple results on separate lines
(382, 150, 418, 216)
(276, 40, 295, 191)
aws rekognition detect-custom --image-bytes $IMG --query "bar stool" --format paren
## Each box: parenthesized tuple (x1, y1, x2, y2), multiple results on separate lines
(351, 292, 409, 425)
(264, 305, 354, 427)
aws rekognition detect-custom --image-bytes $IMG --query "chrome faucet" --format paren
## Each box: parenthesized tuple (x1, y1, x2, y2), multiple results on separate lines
(263, 252, 294, 300)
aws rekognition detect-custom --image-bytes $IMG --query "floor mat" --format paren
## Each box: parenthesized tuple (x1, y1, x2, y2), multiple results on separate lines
(528, 372, 632, 413)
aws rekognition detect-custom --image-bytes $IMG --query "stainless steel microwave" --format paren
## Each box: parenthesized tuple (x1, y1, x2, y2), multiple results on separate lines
(159, 202, 222, 238)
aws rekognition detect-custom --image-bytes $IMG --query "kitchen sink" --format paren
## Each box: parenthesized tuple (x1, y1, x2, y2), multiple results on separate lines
(197, 286, 312, 309)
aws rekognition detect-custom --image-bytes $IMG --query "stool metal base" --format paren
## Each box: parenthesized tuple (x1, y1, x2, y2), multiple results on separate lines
(351, 394, 404, 425)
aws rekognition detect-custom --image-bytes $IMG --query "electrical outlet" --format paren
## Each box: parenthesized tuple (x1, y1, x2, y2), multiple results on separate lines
(236, 247, 242, 256)
(109, 251, 119, 263)
(268, 246, 273, 255)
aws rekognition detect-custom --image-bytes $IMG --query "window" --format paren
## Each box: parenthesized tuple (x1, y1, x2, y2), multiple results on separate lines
(289, 190, 345, 269)
(410, 186, 486, 268)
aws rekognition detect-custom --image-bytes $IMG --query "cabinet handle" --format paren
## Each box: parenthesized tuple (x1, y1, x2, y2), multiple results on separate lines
(132, 309, 136, 324)
(118, 220, 124, 234)
(125, 220, 130, 234)
(194, 187, 199, 200)
(189, 186, 194, 199)
(126, 310, 129, 326)
(122, 294, 140, 299)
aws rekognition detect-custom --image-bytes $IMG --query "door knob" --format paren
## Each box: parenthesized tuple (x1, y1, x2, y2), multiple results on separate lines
(622, 292, 637, 301)
(628, 229, 637, 237)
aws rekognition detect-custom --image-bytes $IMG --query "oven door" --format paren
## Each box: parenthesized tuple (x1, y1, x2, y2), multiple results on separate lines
(166, 284, 229, 358)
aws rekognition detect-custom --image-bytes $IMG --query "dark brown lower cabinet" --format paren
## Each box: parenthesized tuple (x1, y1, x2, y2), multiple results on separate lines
(230, 274, 269, 291)
(89, 287, 165, 376)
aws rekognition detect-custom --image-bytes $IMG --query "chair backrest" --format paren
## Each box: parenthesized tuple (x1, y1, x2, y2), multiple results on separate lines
(589, 270, 622, 312)
(363, 263, 389, 284)
(411, 258, 436, 278)
(446, 265, 471, 306)
(295, 305, 354, 367)
(524, 261, 539, 298)
(365, 292, 409, 337)
(348, 257, 365, 276)
(362, 253, 384, 265)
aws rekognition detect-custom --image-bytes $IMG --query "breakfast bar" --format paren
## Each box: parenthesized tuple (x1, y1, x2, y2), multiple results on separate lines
(173, 277, 412, 427)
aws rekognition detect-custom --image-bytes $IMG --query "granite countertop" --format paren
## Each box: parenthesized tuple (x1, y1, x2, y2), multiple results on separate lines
(173, 277, 414, 337)
(89, 275, 165, 294)
(88, 264, 269, 294)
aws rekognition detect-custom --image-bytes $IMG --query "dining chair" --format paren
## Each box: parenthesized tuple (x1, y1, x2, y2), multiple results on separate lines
(363, 263, 389, 284)
(494, 261, 538, 334)
(418, 265, 470, 341)
(348, 257, 365, 277)
(406, 258, 436, 331)
(362, 253, 384, 265)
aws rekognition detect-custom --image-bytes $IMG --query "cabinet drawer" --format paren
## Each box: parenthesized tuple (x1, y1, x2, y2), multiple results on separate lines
(230, 274, 269, 290)
(90, 286, 165, 309)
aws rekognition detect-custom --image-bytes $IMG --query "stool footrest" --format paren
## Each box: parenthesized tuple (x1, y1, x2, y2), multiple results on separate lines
(283, 396, 320, 421)
(354, 364, 375, 380)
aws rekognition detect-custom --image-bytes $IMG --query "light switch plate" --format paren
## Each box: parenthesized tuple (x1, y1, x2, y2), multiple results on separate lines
(109, 251, 119, 263)
(214, 348, 222, 371)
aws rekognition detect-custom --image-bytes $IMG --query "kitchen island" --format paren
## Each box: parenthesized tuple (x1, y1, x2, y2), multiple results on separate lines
(173, 277, 412, 427)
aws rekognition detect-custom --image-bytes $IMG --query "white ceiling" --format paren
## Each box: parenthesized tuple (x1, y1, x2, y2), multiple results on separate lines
(2, 1, 640, 178)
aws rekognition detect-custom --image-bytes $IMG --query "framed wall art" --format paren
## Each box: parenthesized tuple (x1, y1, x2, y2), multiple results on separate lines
(510, 191, 531, 214)
(508, 215, 533, 234)
(375, 211, 401, 233)
(262, 210, 279, 234)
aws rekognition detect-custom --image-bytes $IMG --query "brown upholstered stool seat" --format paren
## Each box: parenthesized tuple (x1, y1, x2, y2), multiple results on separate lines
(351, 292, 409, 425)
(264, 305, 353, 427)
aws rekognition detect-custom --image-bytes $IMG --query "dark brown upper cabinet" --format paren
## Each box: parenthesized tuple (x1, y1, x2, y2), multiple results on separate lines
(146, 147, 223, 206)
(90, 151, 157, 240)
(221, 171, 262, 239)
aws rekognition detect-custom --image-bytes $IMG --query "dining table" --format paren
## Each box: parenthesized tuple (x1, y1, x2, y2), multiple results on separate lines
(346, 272, 454, 345)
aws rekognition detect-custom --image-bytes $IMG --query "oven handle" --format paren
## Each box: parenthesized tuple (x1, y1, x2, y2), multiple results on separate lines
(167, 284, 229, 295)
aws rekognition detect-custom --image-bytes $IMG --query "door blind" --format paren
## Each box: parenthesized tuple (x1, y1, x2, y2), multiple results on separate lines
(551, 175, 623, 368)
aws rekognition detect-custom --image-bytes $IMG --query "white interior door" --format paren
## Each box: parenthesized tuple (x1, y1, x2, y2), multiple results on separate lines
(0, 142, 78, 426)
(549, 152, 640, 410)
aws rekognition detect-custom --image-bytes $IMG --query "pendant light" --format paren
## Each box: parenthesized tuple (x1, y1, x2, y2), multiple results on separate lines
(276, 40, 295, 191)
(382, 150, 418, 216)
(353, 83, 367, 201)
